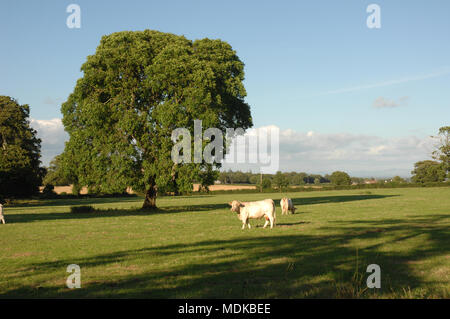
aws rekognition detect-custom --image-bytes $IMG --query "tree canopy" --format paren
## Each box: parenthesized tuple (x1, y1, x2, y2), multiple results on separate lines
(411, 126, 449, 183)
(411, 160, 446, 183)
(42, 154, 74, 187)
(0, 96, 43, 199)
(432, 126, 450, 179)
(61, 30, 252, 208)
(329, 171, 351, 186)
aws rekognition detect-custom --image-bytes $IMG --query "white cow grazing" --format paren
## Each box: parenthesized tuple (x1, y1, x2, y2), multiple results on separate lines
(280, 197, 296, 215)
(229, 199, 276, 229)
(0, 204, 5, 224)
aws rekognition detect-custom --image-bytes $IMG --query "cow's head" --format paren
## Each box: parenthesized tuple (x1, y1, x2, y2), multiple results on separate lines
(292, 206, 297, 214)
(228, 200, 244, 213)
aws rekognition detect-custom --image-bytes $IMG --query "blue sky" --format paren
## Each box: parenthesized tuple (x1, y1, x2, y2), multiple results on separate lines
(1, 0, 449, 176)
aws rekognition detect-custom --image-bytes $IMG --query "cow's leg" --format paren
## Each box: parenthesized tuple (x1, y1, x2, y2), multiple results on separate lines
(1, 217, 5, 224)
(247, 222, 251, 229)
(242, 218, 249, 230)
(263, 216, 269, 228)
(269, 215, 275, 229)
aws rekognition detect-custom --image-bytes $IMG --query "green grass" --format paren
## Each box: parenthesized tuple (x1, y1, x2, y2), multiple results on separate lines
(0, 187, 449, 298)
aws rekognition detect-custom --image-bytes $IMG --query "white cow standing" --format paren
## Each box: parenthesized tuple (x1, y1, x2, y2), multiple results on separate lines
(280, 197, 296, 215)
(0, 203, 5, 224)
(229, 199, 276, 229)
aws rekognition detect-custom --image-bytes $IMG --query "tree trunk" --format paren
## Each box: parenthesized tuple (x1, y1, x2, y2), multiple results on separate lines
(142, 184, 157, 210)
(172, 169, 179, 196)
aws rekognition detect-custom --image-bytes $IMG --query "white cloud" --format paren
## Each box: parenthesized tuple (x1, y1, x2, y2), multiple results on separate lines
(373, 96, 408, 108)
(367, 145, 386, 155)
(30, 118, 68, 166)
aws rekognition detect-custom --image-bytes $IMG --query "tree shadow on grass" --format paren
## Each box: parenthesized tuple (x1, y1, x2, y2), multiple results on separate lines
(254, 221, 310, 228)
(2, 214, 447, 298)
(5, 194, 397, 224)
(5, 204, 229, 224)
(290, 194, 398, 206)
(275, 221, 311, 227)
(8, 196, 142, 208)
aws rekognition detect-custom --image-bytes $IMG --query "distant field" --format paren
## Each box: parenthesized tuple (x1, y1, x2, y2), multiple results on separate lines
(0, 187, 449, 298)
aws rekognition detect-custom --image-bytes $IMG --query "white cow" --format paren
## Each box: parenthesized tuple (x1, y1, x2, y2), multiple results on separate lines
(229, 199, 276, 229)
(280, 197, 296, 215)
(0, 203, 5, 224)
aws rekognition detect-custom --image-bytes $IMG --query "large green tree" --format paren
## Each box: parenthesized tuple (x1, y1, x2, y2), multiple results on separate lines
(432, 126, 450, 178)
(411, 126, 449, 183)
(329, 171, 351, 186)
(61, 30, 252, 208)
(411, 160, 446, 183)
(0, 96, 43, 199)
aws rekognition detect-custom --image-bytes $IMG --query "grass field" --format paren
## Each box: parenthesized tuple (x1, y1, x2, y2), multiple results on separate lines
(0, 187, 449, 298)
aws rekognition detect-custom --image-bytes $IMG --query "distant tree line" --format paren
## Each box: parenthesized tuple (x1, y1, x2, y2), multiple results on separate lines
(217, 169, 433, 192)
(217, 170, 331, 186)
(218, 170, 361, 192)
